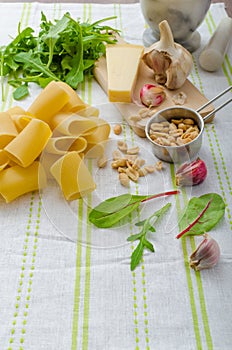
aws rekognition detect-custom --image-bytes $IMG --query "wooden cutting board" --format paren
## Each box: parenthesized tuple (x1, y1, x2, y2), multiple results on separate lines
(93, 47, 214, 138)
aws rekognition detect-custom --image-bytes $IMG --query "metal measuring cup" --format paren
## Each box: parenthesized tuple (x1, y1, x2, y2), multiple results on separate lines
(145, 85, 232, 163)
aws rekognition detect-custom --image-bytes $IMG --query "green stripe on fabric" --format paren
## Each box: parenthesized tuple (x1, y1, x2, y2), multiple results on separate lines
(115, 4, 142, 348)
(128, 119, 150, 350)
(71, 3, 87, 349)
(170, 164, 203, 350)
(70, 3, 89, 349)
(71, 200, 84, 350)
(82, 180, 92, 350)
(7, 194, 35, 350)
(182, 188, 213, 349)
(81, 5, 93, 349)
(6, 4, 33, 350)
(18, 194, 42, 350)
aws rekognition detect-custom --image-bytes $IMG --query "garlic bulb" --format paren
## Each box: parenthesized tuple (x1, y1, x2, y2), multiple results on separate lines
(189, 234, 220, 271)
(142, 20, 193, 90)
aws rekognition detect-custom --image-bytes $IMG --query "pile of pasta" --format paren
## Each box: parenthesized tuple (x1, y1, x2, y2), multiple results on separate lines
(0, 81, 110, 203)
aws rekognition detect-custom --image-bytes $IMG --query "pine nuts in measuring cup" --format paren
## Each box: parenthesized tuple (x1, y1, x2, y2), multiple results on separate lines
(148, 117, 200, 147)
(145, 106, 204, 163)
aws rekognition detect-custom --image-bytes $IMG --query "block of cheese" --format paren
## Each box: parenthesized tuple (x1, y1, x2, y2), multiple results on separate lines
(106, 44, 144, 103)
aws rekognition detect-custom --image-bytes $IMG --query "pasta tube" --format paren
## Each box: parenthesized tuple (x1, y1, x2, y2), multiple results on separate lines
(0, 111, 18, 148)
(51, 113, 98, 136)
(0, 150, 9, 171)
(57, 81, 88, 113)
(27, 81, 70, 124)
(84, 118, 110, 144)
(4, 118, 52, 167)
(50, 151, 96, 200)
(45, 136, 87, 155)
(0, 161, 47, 203)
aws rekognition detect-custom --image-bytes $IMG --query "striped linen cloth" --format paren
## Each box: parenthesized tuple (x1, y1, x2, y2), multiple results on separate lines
(0, 2, 231, 350)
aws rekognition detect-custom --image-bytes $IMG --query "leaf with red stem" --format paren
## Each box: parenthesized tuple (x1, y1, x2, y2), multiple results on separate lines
(89, 190, 179, 228)
(176, 193, 225, 239)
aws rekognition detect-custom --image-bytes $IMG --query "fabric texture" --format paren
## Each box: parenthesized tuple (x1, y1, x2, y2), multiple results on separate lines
(0, 2, 231, 350)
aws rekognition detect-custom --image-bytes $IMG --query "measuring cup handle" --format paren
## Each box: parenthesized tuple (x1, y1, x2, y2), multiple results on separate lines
(196, 85, 232, 122)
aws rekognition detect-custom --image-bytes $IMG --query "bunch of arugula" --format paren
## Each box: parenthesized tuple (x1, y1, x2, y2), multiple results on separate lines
(0, 12, 119, 100)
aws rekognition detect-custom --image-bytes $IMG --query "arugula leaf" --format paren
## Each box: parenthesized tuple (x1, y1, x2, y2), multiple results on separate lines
(13, 84, 29, 100)
(176, 193, 225, 239)
(128, 203, 171, 271)
(89, 191, 179, 228)
(41, 14, 70, 68)
(14, 52, 60, 81)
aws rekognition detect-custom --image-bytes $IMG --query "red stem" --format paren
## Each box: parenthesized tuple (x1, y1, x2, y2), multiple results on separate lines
(141, 190, 180, 203)
(176, 199, 212, 239)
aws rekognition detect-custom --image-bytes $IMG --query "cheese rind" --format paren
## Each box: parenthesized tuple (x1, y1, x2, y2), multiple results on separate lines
(106, 44, 144, 103)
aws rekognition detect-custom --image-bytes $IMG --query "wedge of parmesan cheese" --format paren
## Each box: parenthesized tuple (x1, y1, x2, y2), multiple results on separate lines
(106, 44, 144, 103)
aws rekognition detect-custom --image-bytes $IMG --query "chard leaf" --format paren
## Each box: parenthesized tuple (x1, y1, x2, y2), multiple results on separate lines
(177, 193, 225, 238)
(89, 193, 149, 228)
(89, 191, 178, 228)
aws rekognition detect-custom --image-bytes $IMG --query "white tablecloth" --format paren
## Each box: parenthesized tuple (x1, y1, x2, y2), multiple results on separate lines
(0, 2, 232, 350)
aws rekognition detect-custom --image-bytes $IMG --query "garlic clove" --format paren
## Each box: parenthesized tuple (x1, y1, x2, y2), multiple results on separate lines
(140, 83, 166, 107)
(175, 158, 207, 186)
(189, 234, 220, 271)
(142, 20, 193, 90)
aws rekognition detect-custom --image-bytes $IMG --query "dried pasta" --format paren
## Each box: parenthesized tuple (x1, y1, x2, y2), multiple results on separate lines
(57, 81, 88, 113)
(0, 111, 18, 148)
(51, 113, 98, 136)
(4, 118, 52, 167)
(27, 81, 70, 124)
(0, 161, 47, 203)
(45, 136, 87, 155)
(50, 151, 96, 201)
(0, 150, 9, 171)
(0, 81, 111, 202)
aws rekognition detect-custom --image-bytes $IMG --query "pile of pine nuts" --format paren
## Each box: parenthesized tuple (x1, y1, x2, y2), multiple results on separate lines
(148, 118, 200, 146)
(97, 140, 163, 187)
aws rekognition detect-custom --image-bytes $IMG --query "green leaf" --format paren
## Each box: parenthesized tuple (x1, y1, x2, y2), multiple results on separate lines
(41, 13, 70, 68)
(177, 193, 225, 238)
(13, 84, 29, 100)
(14, 52, 59, 81)
(127, 232, 144, 242)
(129, 203, 171, 271)
(89, 192, 178, 228)
(89, 194, 148, 228)
(0, 12, 120, 101)
(142, 238, 155, 252)
(130, 241, 144, 271)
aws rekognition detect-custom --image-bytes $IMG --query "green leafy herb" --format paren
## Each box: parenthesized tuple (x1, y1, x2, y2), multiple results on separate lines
(127, 203, 171, 271)
(0, 12, 119, 100)
(176, 193, 225, 239)
(89, 190, 179, 228)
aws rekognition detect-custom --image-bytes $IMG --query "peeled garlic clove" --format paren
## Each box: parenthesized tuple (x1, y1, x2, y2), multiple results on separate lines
(175, 158, 207, 186)
(142, 20, 193, 90)
(189, 234, 220, 271)
(140, 83, 166, 107)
